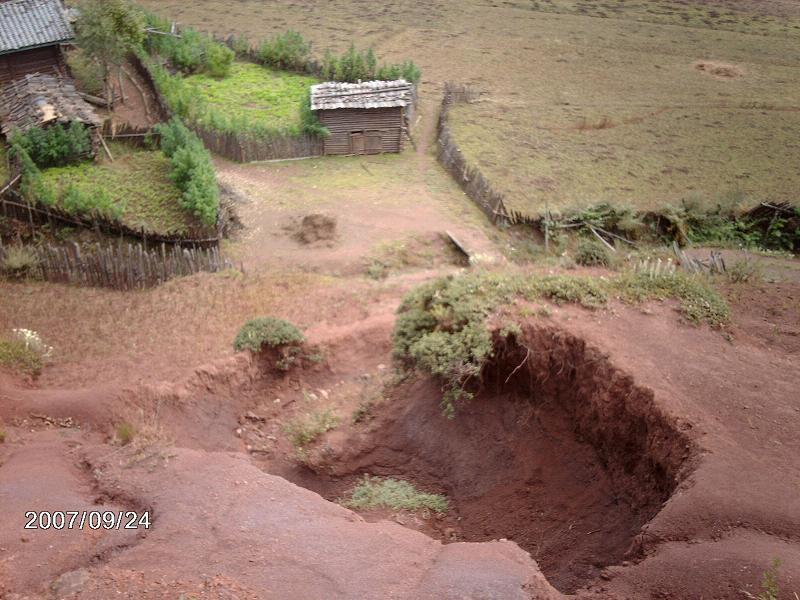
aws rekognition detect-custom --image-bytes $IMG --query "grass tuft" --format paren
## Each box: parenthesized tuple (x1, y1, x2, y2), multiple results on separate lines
(342, 475, 448, 513)
(284, 409, 339, 447)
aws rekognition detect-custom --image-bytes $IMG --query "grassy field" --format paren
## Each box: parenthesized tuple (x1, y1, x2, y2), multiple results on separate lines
(139, 0, 800, 220)
(41, 144, 200, 235)
(183, 62, 318, 132)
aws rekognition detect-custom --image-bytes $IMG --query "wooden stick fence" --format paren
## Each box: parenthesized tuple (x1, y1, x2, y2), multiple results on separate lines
(0, 241, 236, 290)
(437, 83, 511, 226)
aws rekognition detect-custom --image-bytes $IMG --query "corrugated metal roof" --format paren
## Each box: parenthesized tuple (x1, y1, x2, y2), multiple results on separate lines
(310, 79, 413, 111)
(0, 72, 102, 136)
(0, 0, 73, 55)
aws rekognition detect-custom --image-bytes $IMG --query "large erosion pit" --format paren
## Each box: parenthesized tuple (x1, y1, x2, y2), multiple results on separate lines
(306, 324, 695, 593)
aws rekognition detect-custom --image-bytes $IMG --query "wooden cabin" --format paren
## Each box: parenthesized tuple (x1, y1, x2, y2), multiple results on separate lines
(0, 0, 73, 86)
(310, 80, 414, 156)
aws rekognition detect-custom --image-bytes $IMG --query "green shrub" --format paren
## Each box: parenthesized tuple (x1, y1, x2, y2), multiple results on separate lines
(155, 116, 193, 158)
(66, 48, 105, 96)
(321, 45, 421, 83)
(231, 34, 251, 56)
(256, 30, 311, 71)
(10, 123, 92, 168)
(342, 476, 448, 513)
(575, 238, 611, 266)
(203, 42, 234, 78)
(153, 118, 219, 226)
(1, 246, 40, 280)
(284, 409, 338, 447)
(234, 317, 305, 353)
(300, 90, 329, 137)
(143, 12, 234, 79)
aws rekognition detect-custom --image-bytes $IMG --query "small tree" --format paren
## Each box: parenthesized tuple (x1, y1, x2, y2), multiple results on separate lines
(75, 0, 145, 108)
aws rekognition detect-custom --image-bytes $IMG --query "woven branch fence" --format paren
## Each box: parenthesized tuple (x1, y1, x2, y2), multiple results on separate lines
(437, 83, 511, 226)
(0, 240, 235, 290)
(0, 187, 219, 248)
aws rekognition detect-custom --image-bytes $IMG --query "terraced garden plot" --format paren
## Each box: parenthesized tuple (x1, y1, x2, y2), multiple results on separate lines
(183, 62, 319, 133)
(40, 144, 201, 236)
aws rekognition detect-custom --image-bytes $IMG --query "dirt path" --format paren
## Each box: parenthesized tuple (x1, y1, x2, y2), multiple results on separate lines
(216, 88, 501, 274)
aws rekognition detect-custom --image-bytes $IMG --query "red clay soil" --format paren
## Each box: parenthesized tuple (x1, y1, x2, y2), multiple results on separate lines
(0, 281, 799, 598)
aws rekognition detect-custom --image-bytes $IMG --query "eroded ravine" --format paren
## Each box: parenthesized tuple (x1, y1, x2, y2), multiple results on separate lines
(290, 324, 695, 593)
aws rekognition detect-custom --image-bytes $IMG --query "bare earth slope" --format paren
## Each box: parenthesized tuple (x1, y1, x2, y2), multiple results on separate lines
(1, 281, 798, 598)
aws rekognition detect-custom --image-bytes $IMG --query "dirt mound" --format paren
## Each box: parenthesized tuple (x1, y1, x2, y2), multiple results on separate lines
(292, 214, 338, 245)
(301, 325, 692, 593)
(694, 60, 743, 79)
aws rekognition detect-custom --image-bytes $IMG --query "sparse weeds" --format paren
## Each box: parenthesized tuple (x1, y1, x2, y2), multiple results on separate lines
(1, 246, 41, 280)
(727, 258, 762, 284)
(342, 475, 448, 514)
(743, 558, 783, 600)
(364, 236, 460, 280)
(0, 329, 53, 377)
(284, 409, 339, 448)
(116, 422, 136, 446)
(614, 271, 730, 326)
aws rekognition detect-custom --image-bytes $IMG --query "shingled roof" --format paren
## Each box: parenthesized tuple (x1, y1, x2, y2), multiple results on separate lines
(0, 0, 73, 55)
(0, 72, 101, 136)
(310, 80, 413, 111)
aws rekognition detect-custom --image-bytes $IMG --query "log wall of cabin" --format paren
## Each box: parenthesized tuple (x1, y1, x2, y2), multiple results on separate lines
(317, 107, 404, 155)
(0, 45, 64, 86)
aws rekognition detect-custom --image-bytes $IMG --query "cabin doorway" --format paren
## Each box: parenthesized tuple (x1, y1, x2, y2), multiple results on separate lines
(350, 132, 365, 155)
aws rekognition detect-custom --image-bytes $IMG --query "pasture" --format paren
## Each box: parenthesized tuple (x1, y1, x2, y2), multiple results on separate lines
(140, 0, 800, 219)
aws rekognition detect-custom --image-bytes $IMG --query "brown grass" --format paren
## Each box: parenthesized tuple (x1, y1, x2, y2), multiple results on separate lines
(0, 270, 380, 387)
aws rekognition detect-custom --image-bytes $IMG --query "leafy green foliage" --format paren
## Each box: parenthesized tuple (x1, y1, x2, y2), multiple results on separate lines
(284, 409, 338, 447)
(300, 89, 329, 137)
(233, 317, 305, 353)
(181, 63, 320, 136)
(394, 270, 727, 415)
(75, 0, 144, 99)
(10, 123, 92, 169)
(342, 476, 449, 513)
(575, 238, 611, 266)
(143, 12, 234, 78)
(39, 145, 194, 234)
(321, 44, 421, 83)
(256, 30, 311, 71)
(203, 42, 235, 78)
(66, 48, 105, 96)
(61, 185, 123, 219)
(1, 246, 40, 280)
(153, 118, 219, 226)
